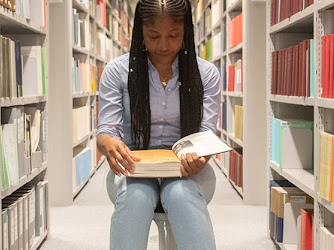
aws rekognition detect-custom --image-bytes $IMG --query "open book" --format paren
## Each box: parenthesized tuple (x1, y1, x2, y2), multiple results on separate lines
(129, 130, 232, 178)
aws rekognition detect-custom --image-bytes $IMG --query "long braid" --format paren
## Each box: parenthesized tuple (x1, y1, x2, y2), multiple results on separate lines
(128, 0, 203, 149)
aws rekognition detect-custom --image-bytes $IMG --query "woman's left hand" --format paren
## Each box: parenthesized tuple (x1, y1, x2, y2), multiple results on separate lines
(180, 153, 211, 177)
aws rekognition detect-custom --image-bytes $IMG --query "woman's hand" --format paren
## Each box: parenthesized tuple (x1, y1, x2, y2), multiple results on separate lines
(180, 153, 210, 177)
(98, 135, 141, 177)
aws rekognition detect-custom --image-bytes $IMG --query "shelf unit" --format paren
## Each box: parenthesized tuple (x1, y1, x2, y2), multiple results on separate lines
(49, 0, 132, 205)
(266, 0, 334, 248)
(194, 0, 267, 205)
(0, 1, 50, 249)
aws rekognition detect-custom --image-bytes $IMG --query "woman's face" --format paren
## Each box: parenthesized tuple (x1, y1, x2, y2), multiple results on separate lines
(143, 16, 184, 64)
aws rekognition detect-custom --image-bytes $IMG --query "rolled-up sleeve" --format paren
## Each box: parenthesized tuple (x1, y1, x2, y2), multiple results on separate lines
(199, 61, 221, 133)
(97, 61, 124, 140)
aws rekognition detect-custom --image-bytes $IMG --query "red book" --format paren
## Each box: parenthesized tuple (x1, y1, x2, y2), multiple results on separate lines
(228, 65, 235, 91)
(287, 47, 293, 96)
(283, 48, 289, 95)
(321, 36, 327, 98)
(271, 0, 275, 25)
(329, 35, 334, 99)
(325, 35, 331, 98)
(291, 45, 296, 96)
(306, 40, 311, 97)
(277, 50, 282, 95)
(300, 208, 314, 250)
(272, 51, 278, 95)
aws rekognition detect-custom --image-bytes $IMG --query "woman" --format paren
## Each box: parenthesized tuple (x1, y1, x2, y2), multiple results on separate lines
(97, 0, 220, 248)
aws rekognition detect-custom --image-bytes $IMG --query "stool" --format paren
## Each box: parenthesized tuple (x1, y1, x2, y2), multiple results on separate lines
(153, 202, 177, 250)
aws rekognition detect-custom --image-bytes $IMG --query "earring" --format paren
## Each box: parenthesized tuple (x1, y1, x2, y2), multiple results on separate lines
(142, 42, 147, 52)
(181, 41, 188, 55)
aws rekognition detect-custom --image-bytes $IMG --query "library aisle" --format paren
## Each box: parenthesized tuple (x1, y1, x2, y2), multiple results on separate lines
(40, 160, 275, 250)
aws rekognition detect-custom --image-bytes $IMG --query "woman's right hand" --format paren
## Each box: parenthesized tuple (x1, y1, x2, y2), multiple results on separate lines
(99, 135, 141, 177)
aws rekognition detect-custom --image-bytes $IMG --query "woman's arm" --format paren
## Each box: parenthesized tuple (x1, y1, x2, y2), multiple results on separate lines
(97, 60, 140, 176)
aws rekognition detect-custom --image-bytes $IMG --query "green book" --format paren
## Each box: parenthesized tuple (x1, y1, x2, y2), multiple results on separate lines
(0, 127, 10, 191)
(206, 38, 212, 61)
(41, 47, 46, 95)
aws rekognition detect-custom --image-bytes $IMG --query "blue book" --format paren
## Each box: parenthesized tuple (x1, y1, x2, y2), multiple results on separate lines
(15, 41, 23, 97)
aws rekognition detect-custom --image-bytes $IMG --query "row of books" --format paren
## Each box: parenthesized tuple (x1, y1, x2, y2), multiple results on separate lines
(271, 39, 314, 97)
(319, 132, 334, 202)
(228, 13, 242, 49)
(218, 101, 227, 131)
(321, 34, 334, 99)
(228, 58, 243, 93)
(96, 0, 107, 27)
(270, 181, 313, 247)
(72, 58, 104, 93)
(320, 227, 334, 249)
(198, 38, 213, 61)
(2, 181, 48, 250)
(234, 105, 243, 141)
(270, 0, 314, 26)
(72, 147, 92, 192)
(1, 106, 47, 191)
(1, 36, 46, 99)
(73, 9, 90, 50)
(228, 148, 243, 189)
(1, 0, 47, 28)
(271, 118, 313, 169)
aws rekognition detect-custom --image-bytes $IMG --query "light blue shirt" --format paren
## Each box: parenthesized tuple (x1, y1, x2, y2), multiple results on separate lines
(97, 53, 221, 149)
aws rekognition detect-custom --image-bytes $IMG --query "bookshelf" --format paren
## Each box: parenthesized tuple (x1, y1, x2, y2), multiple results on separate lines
(48, 0, 133, 205)
(0, 1, 50, 249)
(194, 0, 267, 205)
(266, 0, 334, 248)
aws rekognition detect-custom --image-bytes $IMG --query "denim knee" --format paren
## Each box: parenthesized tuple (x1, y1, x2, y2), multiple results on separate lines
(160, 179, 205, 211)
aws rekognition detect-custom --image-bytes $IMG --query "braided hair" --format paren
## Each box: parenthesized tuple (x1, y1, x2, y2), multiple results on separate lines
(128, 0, 203, 149)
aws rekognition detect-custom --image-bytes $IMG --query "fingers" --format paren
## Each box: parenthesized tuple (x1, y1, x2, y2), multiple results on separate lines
(107, 155, 125, 177)
(180, 153, 207, 176)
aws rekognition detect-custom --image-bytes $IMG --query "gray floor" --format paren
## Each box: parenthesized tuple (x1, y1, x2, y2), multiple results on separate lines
(40, 160, 276, 250)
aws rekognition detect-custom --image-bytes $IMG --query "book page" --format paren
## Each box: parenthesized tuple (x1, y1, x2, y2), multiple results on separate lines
(133, 150, 180, 164)
(172, 130, 232, 158)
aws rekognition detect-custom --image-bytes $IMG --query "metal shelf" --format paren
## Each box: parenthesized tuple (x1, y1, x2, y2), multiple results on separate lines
(317, 0, 334, 11)
(317, 98, 334, 109)
(228, 42, 243, 55)
(228, 133, 244, 147)
(72, 0, 89, 14)
(1, 162, 47, 199)
(0, 96, 47, 107)
(0, 6, 47, 35)
(269, 161, 315, 198)
(72, 44, 90, 55)
(269, 95, 315, 106)
(72, 130, 96, 148)
(269, 5, 314, 34)
(227, 0, 242, 13)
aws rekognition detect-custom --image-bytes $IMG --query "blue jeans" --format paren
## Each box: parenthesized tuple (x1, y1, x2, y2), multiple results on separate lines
(106, 161, 217, 250)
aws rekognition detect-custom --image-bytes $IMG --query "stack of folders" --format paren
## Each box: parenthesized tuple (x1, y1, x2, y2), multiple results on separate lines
(0, 36, 46, 99)
(270, 183, 313, 246)
(271, 118, 313, 170)
(2, 181, 49, 250)
(1, 107, 46, 191)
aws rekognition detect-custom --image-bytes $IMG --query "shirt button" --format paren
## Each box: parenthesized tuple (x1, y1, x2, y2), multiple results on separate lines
(160, 118, 164, 121)
(159, 125, 163, 129)
(162, 102, 166, 106)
